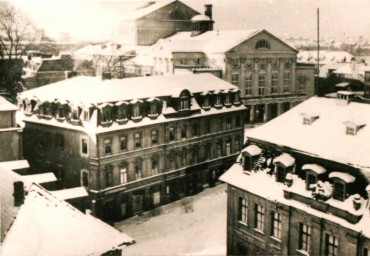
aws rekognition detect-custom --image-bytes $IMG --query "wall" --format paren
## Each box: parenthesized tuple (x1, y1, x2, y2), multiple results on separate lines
(0, 129, 20, 162)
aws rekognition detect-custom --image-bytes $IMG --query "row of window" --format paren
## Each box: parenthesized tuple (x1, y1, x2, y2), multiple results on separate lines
(238, 197, 340, 255)
(101, 138, 241, 188)
(102, 116, 242, 156)
(232, 72, 291, 95)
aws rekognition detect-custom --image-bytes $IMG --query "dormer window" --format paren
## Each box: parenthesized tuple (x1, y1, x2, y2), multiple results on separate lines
(344, 121, 364, 136)
(329, 172, 355, 201)
(224, 93, 231, 106)
(147, 97, 160, 117)
(273, 153, 295, 183)
(214, 93, 222, 108)
(102, 108, 111, 123)
(71, 107, 79, 121)
(302, 164, 327, 190)
(115, 101, 129, 121)
(233, 92, 241, 105)
(130, 99, 143, 120)
(179, 90, 191, 111)
(301, 113, 319, 125)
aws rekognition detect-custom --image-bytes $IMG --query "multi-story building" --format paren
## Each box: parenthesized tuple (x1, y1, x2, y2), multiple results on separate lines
(0, 96, 22, 161)
(17, 73, 245, 220)
(220, 93, 370, 256)
(112, 0, 210, 46)
(132, 25, 315, 124)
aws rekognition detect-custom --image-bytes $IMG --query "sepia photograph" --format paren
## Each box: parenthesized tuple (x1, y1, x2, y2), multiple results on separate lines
(0, 0, 369, 255)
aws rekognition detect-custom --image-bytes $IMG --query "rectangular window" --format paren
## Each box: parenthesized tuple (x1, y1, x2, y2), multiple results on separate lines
(325, 234, 339, 256)
(226, 117, 232, 130)
(83, 110, 89, 122)
(204, 120, 211, 134)
(135, 133, 142, 148)
(231, 74, 239, 86)
(271, 211, 282, 239)
(120, 168, 127, 184)
(216, 143, 222, 157)
(203, 97, 210, 108)
(215, 95, 222, 106)
(245, 73, 253, 95)
(255, 204, 264, 231)
(258, 73, 265, 95)
(102, 108, 111, 123)
(81, 137, 88, 155)
(333, 182, 345, 201)
(284, 72, 290, 93)
(235, 139, 240, 153)
(120, 136, 127, 151)
(238, 197, 248, 224)
(55, 134, 64, 149)
(217, 119, 222, 132)
(181, 126, 187, 139)
(169, 127, 175, 141)
(150, 104, 157, 115)
(133, 105, 141, 118)
(151, 130, 158, 145)
(224, 94, 231, 105)
(180, 99, 189, 110)
(299, 223, 311, 252)
(364, 248, 369, 256)
(104, 139, 112, 155)
(271, 73, 279, 93)
(226, 142, 231, 155)
(236, 116, 241, 127)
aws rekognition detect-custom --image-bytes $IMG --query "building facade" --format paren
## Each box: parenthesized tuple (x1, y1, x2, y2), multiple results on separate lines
(221, 95, 370, 256)
(0, 96, 22, 162)
(133, 28, 315, 124)
(112, 1, 204, 46)
(18, 73, 244, 220)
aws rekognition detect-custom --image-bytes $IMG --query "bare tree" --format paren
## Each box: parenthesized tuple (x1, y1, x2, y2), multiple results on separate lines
(0, 3, 35, 60)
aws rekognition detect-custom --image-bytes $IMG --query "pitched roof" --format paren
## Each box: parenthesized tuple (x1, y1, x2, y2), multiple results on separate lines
(121, 0, 188, 21)
(158, 29, 262, 53)
(19, 73, 239, 105)
(246, 97, 370, 179)
(0, 96, 17, 111)
(1, 183, 133, 256)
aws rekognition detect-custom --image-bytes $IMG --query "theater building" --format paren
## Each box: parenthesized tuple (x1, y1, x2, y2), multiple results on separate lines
(221, 93, 370, 256)
(18, 73, 244, 220)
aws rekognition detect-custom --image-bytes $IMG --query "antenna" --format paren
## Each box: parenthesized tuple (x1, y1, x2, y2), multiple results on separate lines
(316, 8, 320, 96)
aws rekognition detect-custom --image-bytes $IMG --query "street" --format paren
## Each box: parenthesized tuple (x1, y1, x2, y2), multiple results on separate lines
(115, 184, 227, 256)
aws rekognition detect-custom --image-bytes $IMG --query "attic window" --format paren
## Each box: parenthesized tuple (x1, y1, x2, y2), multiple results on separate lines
(344, 121, 365, 136)
(301, 113, 319, 125)
(256, 40, 271, 49)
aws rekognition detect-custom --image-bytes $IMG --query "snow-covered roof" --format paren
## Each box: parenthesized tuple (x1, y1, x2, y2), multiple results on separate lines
(1, 183, 134, 255)
(23, 173, 57, 184)
(242, 144, 262, 157)
(0, 96, 17, 111)
(120, 1, 180, 21)
(297, 50, 354, 64)
(335, 82, 350, 88)
(19, 73, 238, 105)
(329, 172, 356, 183)
(0, 160, 29, 171)
(191, 14, 211, 21)
(302, 164, 327, 175)
(220, 164, 370, 238)
(51, 187, 88, 200)
(246, 97, 370, 180)
(273, 153, 295, 167)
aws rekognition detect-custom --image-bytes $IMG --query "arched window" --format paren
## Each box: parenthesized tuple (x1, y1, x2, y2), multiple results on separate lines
(255, 40, 271, 49)
(135, 158, 143, 180)
(179, 90, 191, 111)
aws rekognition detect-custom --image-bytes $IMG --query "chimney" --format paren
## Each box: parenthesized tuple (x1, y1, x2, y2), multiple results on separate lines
(204, 4, 212, 20)
(13, 181, 24, 206)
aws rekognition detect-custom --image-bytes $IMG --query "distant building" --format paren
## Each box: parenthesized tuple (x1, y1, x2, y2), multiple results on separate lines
(134, 28, 315, 124)
(17, 73, 245, 220)
(0, 96, 22, 162)
(22, 55, 75, 89)
(221, 94, 370, 256)
(0, 161, 134, 255)
(112, 0, 206, 46)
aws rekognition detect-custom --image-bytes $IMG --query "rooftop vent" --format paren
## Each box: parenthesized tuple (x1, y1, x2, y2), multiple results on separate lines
(336, 91, 354, 106)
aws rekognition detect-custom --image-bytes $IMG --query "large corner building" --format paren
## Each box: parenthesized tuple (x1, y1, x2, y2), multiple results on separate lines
(18, 73, 244, 220)
(221, 92, 370, 256)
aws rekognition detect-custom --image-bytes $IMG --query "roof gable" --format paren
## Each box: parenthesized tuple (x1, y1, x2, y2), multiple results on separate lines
(227, 29, 298, 54)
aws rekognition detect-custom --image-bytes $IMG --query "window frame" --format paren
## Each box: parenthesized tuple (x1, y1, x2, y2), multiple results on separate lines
(238, 197, 248, 224)
(104, 139, 112, 155)
(80, 136, 89, 156)
(271, 72, 279, 94)
(151, 130, 158, 145)
(258, 73, 266, 95)
(299, 223, 311, 252)
(120, 135, 127, 151)
(245, 73, 253, 95)
(271, 211, 282, 239)
(284, 71, 291, 93)
(135, 132, 142, 148)
(231, 74, 239, 86)
(255, 204, 265, 231)
(325, 234, 339, 256)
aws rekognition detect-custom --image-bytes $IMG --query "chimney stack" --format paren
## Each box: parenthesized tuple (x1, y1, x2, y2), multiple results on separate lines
(13, 181, 25, 206)
(204, 4, 212, 20)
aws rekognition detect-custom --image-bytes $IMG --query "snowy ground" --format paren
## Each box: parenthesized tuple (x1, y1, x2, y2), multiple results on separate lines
(115, 184, 227, 256)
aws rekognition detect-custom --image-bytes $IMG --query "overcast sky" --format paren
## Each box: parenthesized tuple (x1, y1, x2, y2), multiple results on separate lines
(9, 0, 370, 42)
